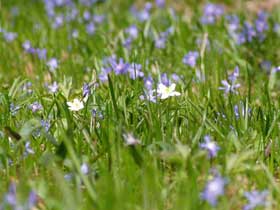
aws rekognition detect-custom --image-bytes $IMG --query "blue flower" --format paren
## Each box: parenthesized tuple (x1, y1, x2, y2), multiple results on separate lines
(3, 32, 17, 42)
(155, 0, 165, 8)
(182, 51, 199, 68)
(86, 22, 95, 35)
(125, 25, 138, 39)
(47, 58, 58, 72)
(200, 3, 224, 25)
(29, 102, 43, 113)
(201, 175, 227, 206)
(47, 81, 59, 94)
(219, 66, 240, 94)
(110, 58, 130, 75)
(200, 135, 220, 158)
(128, 63, 144, 80)
(243, 190, 268, 210)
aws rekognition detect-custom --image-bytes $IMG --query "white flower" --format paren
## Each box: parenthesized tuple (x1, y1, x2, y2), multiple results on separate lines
(157, 83, 181, 99)
(123, 133, 140, 146)
(67, 98, 84, 111)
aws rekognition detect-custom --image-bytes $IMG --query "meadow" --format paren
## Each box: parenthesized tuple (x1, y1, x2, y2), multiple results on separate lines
(1, 0, 280, 209)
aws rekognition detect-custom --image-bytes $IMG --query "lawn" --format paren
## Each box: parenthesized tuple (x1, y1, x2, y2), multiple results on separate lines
(1, 0, 280, 209)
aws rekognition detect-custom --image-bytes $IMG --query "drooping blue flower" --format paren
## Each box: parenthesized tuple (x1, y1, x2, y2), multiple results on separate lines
(243, 190, 269, 210)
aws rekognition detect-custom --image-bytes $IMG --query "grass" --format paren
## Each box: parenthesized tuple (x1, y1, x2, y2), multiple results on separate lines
(1, 0, 280, 209)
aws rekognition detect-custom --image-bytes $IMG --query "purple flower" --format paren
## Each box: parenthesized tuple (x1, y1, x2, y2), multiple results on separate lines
(228, 66, 239, 83)
(52, 15, 64, 28)
(22, 81, 33, 94)
(24, 141, 35, 155)
(83, 83, 91, 98)
(123, 37, 133, 49)
(22, 40, 34, 53)
(200, 3, 224, 25)
(81, 163, 89, 175)
(99, 67, 112, 82)
(125, 25, 138, 39)
(47, 58, 58, 72)
(29, 102, 43, 113)
(243, 22, 256, 42)
(93, 14, 105, 24)
(260, 60, 271, 72)
(200, 135, 220, 158)
(110, 58, 130, 75)
(272, 66, 280, 73)
(201, 175, 227, 206)
(27, 191, 38, 209)
(155, 0, 165, 8)
(132, 3, 152, 22)
(10, 103, 20, 116)
(41, 119, 51, 132)
(86, 22, 95, 35)
(144, 76, 154, 90)
(273, 23, 280, 34)
(219, 66, 240, 94)
(226, 15, 240, 32)
(47, 81, 59, 93)
(255, 11, 268, 34)
(128, 63, 144, 79)
(243, 190, 268, 210)
(72, 29, 79, 38)
(83, 10, 91, 21)
(160, 73, 171, 86)
(5, 182, 17, 207)
(219, 80, 240, 94)
(3, 32, 17, 42)
(36, 48, 47, 60)
(155, 36, 167, 49)
(171, 73, 181, 82)
(182, 51, 199, 68)
(140, 89, 156, 103)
